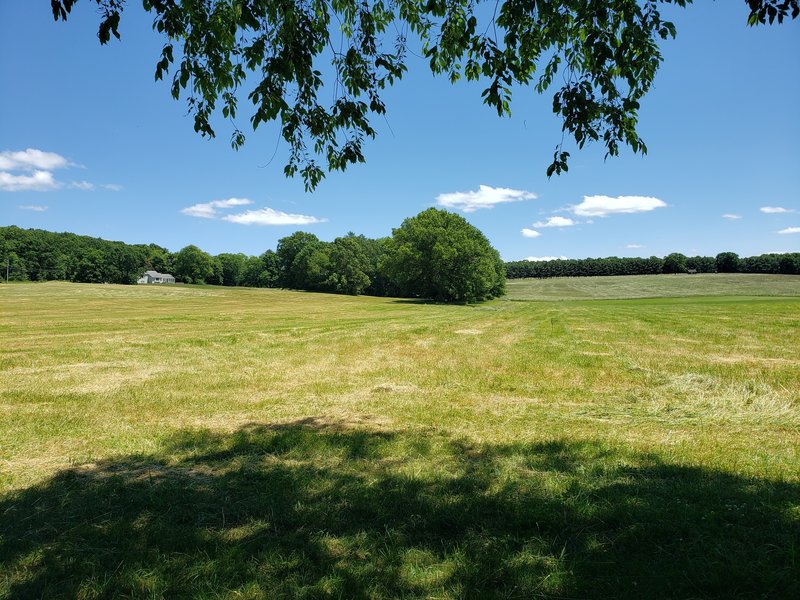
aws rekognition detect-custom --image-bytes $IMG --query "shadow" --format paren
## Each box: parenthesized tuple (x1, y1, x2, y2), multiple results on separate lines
(388, 298, 448, 305)
(1, 419, 797, 598)
(388, 298, 481, 306)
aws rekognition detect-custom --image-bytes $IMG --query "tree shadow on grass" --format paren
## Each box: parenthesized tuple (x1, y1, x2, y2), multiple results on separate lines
(1, 418, 797, 599)
(387, 298, 482, 306)
(388, 298, 448, 305)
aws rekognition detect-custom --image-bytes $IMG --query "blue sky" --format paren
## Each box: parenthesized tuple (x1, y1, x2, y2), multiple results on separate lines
(1, 2, 798, 261)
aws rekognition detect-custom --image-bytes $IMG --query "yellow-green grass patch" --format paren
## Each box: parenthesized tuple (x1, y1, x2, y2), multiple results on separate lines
(1, 277, 798, 598)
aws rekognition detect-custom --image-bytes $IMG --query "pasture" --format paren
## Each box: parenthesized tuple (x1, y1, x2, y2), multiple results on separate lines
(1, 275, 798, 598)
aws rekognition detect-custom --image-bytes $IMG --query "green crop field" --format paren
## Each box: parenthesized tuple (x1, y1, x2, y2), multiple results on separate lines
(1, 275, 799, 599)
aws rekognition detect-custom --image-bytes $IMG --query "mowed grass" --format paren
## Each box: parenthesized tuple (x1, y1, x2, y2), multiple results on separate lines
(507, 272, 800, 300)
(1, 276, 798, 599)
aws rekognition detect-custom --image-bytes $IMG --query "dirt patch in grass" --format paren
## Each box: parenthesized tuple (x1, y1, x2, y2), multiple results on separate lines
(372, 383, 419, 394)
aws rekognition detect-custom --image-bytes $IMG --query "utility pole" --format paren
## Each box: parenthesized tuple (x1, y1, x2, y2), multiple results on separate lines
(5, 257, 9, 282)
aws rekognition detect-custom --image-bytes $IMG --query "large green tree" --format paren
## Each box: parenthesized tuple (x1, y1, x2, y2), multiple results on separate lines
(324, 236, 372, 295)
(343, 233, 392, 296)
(242, 250, 280, 287)
(778, 253, 800, 274)
(276, 231, 320, 288)
(715, 252, 740, 273)
(50, 1, 798, 190)
(74, 249, 106, 283)
(174, 244, 217, 284)
(144, 244, 174, 274)
(290, 239, 331, 291)
(217, 252, 248, 286)
(383, 208, 505, 302)
(662, 252, 688, 274)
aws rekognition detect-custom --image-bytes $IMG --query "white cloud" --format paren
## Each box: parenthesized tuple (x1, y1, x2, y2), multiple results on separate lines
(18, 204, 47, 212)
(223, 207, 326, 226)
(525, 256, 568, 262)
(571, 195, 666, 217)
(761, 206, 795, 214)
(521, 228, 541, 238)
(181, 198, 324, 225)
(0, 148, 116, 192)
(436, 185, 537, 212)
(181, 197, 254, 219)
(102, 183, 123, 192)
(70, 180, 95, 191)
(0, 170, 59, 191)
(778, 227, 800, 235)
(722, 214, 742, 220)
(626, 244, 644, 249)
(532, 216, 576, 228)
(0, 148, 71, 171)
(213, 197, 253, 209)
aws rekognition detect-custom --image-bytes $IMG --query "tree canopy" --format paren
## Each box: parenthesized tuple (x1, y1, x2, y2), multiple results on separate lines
(50, 0, 798, 190)
(662, 252, 688, 274)
(715, 252, 741, 273)
(382, 208, 506, 302)
(173, 244, 217, 284)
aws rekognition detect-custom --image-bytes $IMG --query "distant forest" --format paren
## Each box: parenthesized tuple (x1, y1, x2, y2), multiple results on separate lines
(1, 209, 506, 303)
(505, 251, 800, 278)
(2, 226, 798, 295)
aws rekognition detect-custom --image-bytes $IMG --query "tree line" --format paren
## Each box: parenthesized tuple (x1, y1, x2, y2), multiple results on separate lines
(0, 226, 164, 285)
(505, 251, 800, 279)
(4, 222, 797, 302)
(0, 209, 505, 303)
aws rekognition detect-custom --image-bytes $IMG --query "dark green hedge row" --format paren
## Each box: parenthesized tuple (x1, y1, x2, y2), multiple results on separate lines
(504, 252, 800, 279)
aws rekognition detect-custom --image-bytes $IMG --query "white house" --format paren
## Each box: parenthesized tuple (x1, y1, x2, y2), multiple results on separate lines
(137, 270, 176, 284)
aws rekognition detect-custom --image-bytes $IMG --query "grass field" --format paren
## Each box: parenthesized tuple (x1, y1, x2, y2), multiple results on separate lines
(507, 272, 800, 300)
(1, 275, 799, 599)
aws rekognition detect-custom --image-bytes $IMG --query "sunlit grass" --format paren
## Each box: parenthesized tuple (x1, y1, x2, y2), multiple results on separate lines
(1, 277, 798, 598)
(507, 272, 800, 300)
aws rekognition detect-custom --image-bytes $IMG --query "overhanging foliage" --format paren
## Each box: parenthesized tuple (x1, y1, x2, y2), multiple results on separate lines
(49, 1, 798, 189)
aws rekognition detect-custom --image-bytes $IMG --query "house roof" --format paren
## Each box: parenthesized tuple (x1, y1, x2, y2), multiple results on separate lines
(144, 270, 174, 278)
